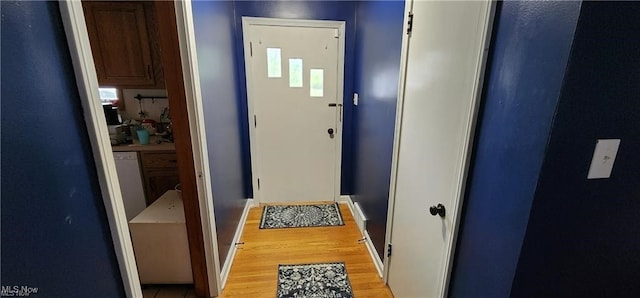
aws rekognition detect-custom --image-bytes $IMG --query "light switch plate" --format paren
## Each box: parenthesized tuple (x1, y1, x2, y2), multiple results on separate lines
(587, 139, 621, 179)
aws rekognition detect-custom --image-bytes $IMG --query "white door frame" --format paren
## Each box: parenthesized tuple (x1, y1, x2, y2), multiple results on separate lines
(382, 0, 414, 286)
(382, 0, 496, 296)
(242, 17, 346, 204)
(59, 1, 222, 297)
(175, 1, 223, 295)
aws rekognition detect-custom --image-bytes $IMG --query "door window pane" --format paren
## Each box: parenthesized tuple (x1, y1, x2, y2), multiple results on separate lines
(267, 48, 282, 78)
(289, 59, 303, 87)
(310, 69, 324, 97)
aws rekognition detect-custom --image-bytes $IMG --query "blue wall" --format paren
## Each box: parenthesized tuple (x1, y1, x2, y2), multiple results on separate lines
(449, 2, 581, 297)
(512, 3, 640, 296)
(192, 0, 248, 266)
(1, 1, 124, 296)
(351, 0, 405, 258)
(232, 0, 358, 197)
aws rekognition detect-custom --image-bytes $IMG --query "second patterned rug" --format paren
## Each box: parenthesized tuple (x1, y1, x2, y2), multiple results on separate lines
(259, 203, 345, 229)
(277, 262, 354, 298)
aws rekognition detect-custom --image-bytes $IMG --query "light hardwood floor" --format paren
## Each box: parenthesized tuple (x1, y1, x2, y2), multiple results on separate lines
(220, 203, 394, 297)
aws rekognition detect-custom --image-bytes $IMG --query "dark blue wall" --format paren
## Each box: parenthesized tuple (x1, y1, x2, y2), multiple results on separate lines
(192, 0, 248, 266)
(351, 0, 405, 258)
(232, 0, 358, 196)
(1, 1, 124, 296)
(512, 3, 640, 296)
(450, 2, 581, 297)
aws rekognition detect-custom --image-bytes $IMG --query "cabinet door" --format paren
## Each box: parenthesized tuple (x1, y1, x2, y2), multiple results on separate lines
(140, 151, 180, 205)
(143, 171, 180, 205)
(84, 1, 156, 86)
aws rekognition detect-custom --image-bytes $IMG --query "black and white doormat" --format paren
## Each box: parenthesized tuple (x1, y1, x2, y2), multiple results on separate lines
(259, 203, 344, 229)
(277, 262, 354, 298)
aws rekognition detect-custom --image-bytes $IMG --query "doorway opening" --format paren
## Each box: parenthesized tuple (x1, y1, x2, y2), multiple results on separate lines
(62, 1, 219, 297)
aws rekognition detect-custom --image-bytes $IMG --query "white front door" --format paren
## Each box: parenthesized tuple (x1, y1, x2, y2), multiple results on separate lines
(243, 18, 345, 204)
(386, 1, 494, 297)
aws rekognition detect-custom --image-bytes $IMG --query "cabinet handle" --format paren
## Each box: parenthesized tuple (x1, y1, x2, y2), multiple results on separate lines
(147, 64, 152, 78)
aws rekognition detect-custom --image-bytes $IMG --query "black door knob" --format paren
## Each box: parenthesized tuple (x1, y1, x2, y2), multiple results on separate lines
(328, 128, 334, 135)
(429, 204, 446, 218)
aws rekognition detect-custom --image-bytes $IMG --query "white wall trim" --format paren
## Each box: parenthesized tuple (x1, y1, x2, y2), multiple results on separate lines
(439, 4, 497, 297)
(242, 17, 346, 204)
(364, 229, 384, 277)
(220, 199, 254, 287)
(59, 2, 142, 297)
(383, 0, 413, 284)
(338, 195, 355, 214)
(338, 196, 383, 277)
(174, 1, 223, 296)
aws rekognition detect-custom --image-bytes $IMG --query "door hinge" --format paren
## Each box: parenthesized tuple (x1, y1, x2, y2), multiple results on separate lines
(407, 12, 414, 35)
(250, 42, 253, 57)
(257, 178, 260, 189)
(254, 114, 257, 127)
(387, 243, 393, 257)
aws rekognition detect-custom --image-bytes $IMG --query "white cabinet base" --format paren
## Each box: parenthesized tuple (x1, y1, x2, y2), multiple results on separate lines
(129, 190, 193, 284)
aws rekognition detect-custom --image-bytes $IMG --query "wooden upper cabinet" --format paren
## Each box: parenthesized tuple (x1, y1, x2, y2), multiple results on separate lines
(83, 1, 164, 88)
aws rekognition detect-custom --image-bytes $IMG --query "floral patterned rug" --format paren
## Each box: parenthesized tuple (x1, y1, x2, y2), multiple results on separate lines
(277, 262, 354, 298)
(259, 203, 345, 229)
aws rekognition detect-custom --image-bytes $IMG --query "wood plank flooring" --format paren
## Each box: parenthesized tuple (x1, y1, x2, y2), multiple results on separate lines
(220, 203, 394, 297)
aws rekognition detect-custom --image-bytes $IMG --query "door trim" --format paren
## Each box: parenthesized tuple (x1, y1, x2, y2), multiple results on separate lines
(173, 0, 223, 294)
(165, 1, 222, 296)
(382, 0, 413, 285)
(59, 3, 141, 296)
(60, 1, 221, 297)
(438, 5, 496, 294)
(242, 17, 346, 204)
(382, 1, 496, 296)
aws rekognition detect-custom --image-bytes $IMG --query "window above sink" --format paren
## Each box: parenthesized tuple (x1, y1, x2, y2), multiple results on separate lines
(99, 87, 119, 106)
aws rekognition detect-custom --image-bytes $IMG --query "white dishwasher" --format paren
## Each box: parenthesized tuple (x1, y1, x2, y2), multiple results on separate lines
(113, 151, 147, 220)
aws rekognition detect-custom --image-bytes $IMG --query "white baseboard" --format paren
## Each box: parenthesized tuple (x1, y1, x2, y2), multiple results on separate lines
(338, 195, 355, 215)
(338, 195, 384, 277)
(364, 229, 384, 277)
(352, 202, 367, 234)
(220, 198, 253, 288)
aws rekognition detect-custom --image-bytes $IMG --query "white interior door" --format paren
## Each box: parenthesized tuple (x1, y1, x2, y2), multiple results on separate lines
(386, 1, 494, 297)
(243, 18, 345, 204)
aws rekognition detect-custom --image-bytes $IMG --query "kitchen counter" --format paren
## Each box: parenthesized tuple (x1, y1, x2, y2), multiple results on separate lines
(112, 136, 175, 152)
